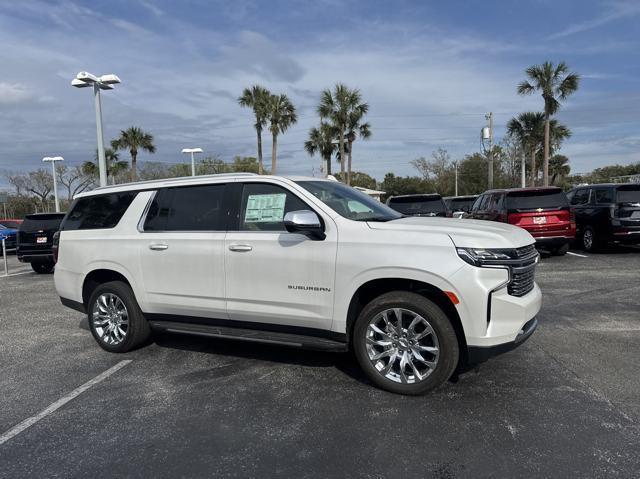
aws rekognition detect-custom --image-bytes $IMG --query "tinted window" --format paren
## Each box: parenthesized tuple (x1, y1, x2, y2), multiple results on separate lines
(63, 192, 137, 230)
(570, 188, 590, 206)
(239, 183, 308, 231)
(144, 184, 226, 231)
(298, 181, 400, 221)
(617, 186, 640, 204)
(387, 196, 446, 215)
(506, 190, 569, 211)
(20, 214, 65, 232)
(448, 198, 476, 212)
(594, 189, 614, 204)
(0, 221, 20, 229)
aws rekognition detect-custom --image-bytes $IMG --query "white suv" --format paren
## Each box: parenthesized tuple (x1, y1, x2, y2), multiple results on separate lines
(54, 174, 541, 395)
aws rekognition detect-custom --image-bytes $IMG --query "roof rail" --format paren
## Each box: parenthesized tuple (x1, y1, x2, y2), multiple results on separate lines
(93, 172, 259, 191)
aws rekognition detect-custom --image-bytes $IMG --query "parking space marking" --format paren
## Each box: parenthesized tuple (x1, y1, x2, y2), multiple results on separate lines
(1, 271, 33, 278)
(567, 252, 589, 258)
(0, 360, 132, 446)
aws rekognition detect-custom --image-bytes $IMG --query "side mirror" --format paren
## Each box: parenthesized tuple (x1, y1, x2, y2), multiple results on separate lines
(284, 210, 325, 240)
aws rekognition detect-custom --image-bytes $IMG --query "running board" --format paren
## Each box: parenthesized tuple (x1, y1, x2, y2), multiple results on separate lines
(149, 320, 348, 352)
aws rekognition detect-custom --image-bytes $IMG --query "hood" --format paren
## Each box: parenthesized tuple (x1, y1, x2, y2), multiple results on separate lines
(367, 216, 534, 249)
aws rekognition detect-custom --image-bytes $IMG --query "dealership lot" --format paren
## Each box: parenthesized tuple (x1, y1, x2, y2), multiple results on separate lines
(1, 249, 639, 477)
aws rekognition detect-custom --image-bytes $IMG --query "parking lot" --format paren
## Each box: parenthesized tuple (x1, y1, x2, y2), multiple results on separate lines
(1, 249, 639, 478)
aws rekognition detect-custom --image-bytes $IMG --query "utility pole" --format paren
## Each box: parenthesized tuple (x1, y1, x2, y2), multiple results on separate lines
(453, 161, 459, 196)
(486, 112, 493, 189)
(521, 147, 526, 188)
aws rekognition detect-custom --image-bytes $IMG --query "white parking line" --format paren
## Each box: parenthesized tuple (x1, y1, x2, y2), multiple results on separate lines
(1, 271, 33, 278)
(0, 360, 132, 445)
(567, 252, 589, 258)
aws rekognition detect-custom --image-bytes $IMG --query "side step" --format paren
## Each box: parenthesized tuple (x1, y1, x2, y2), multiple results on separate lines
(149, 320, 348, 352)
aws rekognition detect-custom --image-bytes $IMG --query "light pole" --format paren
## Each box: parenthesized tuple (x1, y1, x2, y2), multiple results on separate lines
(181, 148, 203, 176)
(71, 71, 121, 187)
(43, 156, 64, 212)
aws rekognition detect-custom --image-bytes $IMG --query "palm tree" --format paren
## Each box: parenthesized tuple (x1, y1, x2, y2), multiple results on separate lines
(111, 127, 156, 182)
(549, 154, 570, 185)
(345, 111, 371, 185)
(81, 148, 129, 184)
(266, 94, 297, 175)
(506, 112, 545, 187)
(318, 84, 368, 182)
(238, 85, 271, 175)
(305, 122, 338, 176)
(517, 61, 580, 186)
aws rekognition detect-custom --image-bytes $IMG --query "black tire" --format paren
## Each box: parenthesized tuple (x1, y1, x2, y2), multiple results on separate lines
(353, 291, 459, 395)
(552, 243, 569, 256)
(87, 281, 151, 353)
(581, 226, 602, 252)
(31, 262, 55, 274)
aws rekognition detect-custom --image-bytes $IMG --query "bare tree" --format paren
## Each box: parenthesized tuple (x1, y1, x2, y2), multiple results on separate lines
(56, 164, 95, 200)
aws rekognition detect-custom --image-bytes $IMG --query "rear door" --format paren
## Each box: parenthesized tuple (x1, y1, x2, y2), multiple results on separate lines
(224, 181, 337, 331)
(18, 214, 64, 255)
(506, 190, 572, 238)
(139, 183, 229, 318)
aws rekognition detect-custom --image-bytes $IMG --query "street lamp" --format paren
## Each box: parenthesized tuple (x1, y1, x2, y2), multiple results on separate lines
(42, 156, 64, 212)
(181, 148, 203, 177)
(72, 71, 121, 187)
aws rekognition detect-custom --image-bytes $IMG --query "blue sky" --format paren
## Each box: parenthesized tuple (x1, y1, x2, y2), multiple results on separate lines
(1, 0, 639, 186)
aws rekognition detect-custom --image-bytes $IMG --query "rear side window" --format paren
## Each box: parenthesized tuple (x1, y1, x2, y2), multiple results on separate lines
(21, 214, 66, 232)
(144, 184, 226, 231)
(506, 190, 569, 211)
(63, 192, 137, 230)
(388, 196, 445, 214)
(617, 186, 640, 204)
(594, 189, 613, 204)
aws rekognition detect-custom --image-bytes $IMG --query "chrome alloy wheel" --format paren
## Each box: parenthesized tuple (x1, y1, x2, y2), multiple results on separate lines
(583, 229, 594, 250)
(91, 293, 129, 345)
(365, 308, 440, 384)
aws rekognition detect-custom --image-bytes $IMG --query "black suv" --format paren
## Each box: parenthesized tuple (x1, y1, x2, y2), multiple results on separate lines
(17, 213, 66, 273)
(567, 183, 640, 251)
(386, 194, 449, 217)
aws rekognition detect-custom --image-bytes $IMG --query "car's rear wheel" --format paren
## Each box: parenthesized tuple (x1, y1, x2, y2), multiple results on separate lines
(31, 262, 54, 274)
(87, 281, 151, 353)
(353, 291, 459, 395)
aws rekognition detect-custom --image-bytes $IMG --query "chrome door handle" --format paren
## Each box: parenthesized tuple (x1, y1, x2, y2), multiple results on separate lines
(228, 244, 253, 252)
(149, 243, 169, 251)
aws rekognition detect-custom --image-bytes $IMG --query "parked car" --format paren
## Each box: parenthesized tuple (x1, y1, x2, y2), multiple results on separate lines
(0, 224, 18, 253)
(567, 183, 640, 252)
(386, 193, 449, 217)
(17, 212, 66, 273)
(467, 187, 575, 256)
(0, 218, 23, 229)
(444, 195, 479, 218)
(55, 174, 540, 395)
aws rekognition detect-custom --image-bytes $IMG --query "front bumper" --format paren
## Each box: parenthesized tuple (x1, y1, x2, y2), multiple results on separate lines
(466, 316, 538, 365)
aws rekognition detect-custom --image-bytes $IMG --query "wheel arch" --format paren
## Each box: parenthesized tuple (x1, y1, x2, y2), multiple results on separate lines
(82, 268, 134, 308)
(344, 277, 469, 363)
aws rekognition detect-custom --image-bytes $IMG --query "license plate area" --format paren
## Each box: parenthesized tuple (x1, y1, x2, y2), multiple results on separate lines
(533, 216, 547, 225)
(36, 236, 47, 244)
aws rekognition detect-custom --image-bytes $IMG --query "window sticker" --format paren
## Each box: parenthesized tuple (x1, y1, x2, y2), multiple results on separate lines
(244, 193, 287, 222)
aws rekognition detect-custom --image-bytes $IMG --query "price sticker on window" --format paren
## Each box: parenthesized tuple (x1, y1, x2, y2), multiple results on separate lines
(244, 193, 287, 223)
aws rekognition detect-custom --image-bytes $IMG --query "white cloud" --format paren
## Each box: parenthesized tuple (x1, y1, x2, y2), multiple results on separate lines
(549, 0, 640, 39)
(0, 83, 32, 104)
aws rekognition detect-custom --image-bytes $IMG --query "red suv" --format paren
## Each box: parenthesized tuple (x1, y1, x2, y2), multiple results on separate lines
(467, 187, 576, 255)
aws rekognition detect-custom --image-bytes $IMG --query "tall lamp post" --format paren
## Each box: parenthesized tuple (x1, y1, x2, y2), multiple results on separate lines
(181, 148, 203, 177)
(71, 71, 121, 187)
(42, 156, 64, 212)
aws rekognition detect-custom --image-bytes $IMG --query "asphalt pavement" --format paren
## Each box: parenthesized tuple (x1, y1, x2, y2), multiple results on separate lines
(1, 248, 639, 478)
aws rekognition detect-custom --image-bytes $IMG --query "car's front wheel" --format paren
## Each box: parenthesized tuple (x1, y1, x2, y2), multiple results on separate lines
(353, 291, 459, 395)
(87, 281, 151, 353)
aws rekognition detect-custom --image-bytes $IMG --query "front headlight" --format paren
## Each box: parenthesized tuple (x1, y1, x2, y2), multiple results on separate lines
(456, 247, 514, 266)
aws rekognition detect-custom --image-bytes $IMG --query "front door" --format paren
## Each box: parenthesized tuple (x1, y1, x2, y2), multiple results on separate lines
(224, 182, 337, 331)
(139, 183, 228, 318)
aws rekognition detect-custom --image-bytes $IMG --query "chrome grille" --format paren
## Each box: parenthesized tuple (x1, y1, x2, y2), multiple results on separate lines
(515, 244, 536, 259)
(508, 263, 536, 297)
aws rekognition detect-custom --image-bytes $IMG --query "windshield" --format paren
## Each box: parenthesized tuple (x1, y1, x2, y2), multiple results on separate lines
(296, 181, 402, 221)
(617, 186, 640, 204)
(388, 196, 446, 215)
(448, 198, 476, 212)
(506, 190, 568, 211)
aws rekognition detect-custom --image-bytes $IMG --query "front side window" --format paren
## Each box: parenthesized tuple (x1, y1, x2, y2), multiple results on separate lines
(297, 181, 401, 221)
(239, 183, 309, 231)
(570, 188, 589, 206)
(63, 192, 137, 231)
(144, 184, 225, 231)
